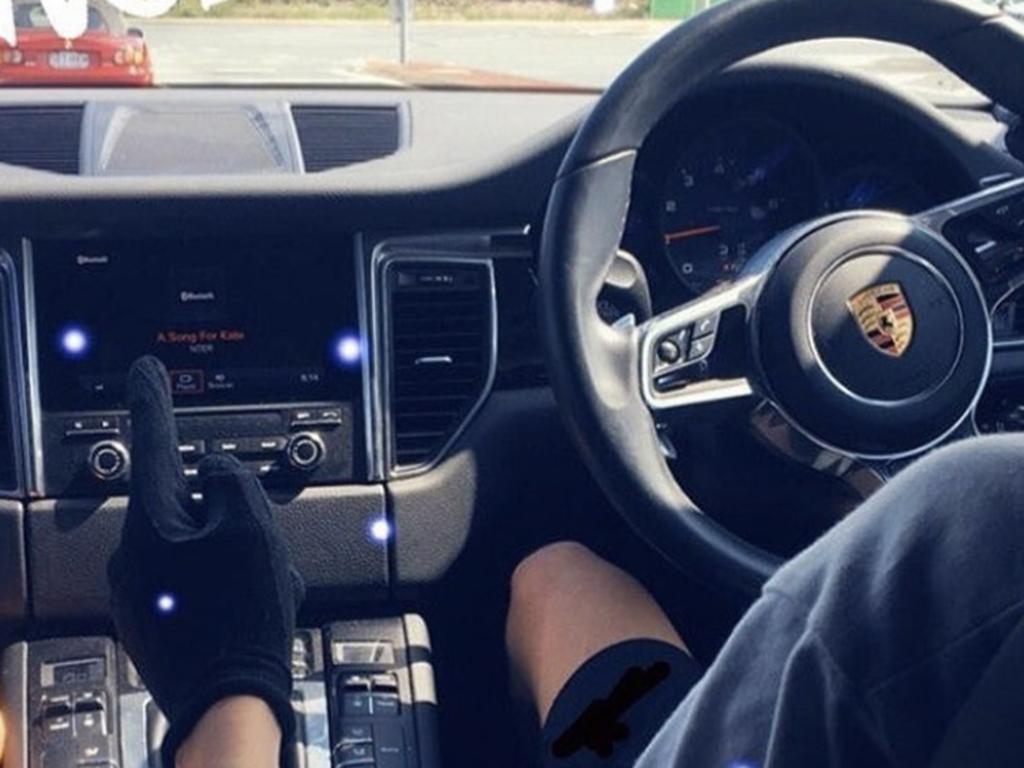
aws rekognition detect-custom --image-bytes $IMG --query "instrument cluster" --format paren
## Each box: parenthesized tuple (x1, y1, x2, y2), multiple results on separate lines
(623, 90, 965, 305)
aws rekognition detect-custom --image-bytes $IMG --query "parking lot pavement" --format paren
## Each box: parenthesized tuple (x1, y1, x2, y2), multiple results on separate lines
(136, 18, 977, 100)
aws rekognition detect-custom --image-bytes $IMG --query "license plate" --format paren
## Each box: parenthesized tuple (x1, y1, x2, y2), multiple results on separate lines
(48, 51, 90, 69)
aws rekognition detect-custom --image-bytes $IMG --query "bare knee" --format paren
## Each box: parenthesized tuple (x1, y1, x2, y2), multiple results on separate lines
(506, 541, 685, 722)
(507, 541, 593, 653)
(510, 540, 595, 603)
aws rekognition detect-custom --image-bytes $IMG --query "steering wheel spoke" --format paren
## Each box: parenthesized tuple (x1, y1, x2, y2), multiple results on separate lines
(915, 177, 1024, 311)
(749, 400, 887, 496)
(750, 396, 983, 499)
(638, 277, 759, 415)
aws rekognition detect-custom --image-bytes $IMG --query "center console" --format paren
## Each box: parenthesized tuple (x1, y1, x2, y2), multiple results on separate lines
(26, 236, 369, 496)
(0, 230, 518, 767)
(1, 616, 440, 768)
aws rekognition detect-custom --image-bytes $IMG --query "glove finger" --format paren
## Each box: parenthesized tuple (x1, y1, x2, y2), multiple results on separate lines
(198, 453, 272, 529)
(127, 356, 194, 536)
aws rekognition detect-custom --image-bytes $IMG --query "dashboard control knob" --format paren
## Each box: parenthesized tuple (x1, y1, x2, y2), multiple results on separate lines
(89, 441, 129, 481)
(286, 433, 325, 470)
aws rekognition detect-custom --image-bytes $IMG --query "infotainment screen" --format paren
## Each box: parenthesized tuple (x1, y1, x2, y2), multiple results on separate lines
(33, 237, 363, 411)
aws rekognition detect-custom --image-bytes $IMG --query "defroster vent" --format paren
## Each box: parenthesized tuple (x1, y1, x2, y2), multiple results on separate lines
(385, 261, 495, 472)
(291, 105, 402, 172)
(0, 105, 83, 174)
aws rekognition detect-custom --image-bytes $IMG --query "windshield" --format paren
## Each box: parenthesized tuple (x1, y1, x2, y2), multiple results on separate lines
(0, 0, 1011, 90)
(0, 0, 677, 89)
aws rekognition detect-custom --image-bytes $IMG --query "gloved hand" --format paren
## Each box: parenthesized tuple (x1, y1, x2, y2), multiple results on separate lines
(108, 356, 304, 767)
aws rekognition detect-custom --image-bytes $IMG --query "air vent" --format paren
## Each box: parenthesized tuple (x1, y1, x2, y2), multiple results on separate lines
(386, 261, 495, 471)
(0, 106, 82, 174)
(291, 105, 401, 172)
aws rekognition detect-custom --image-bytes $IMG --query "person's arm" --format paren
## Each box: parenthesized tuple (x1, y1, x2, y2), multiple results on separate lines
(108, 356, 304, 767)
(176, 696, 280, 768)
(1, 704, 6, 767)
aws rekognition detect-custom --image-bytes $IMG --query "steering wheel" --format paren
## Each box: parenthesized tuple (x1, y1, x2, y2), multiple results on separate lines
(539, 0, 1024, 596)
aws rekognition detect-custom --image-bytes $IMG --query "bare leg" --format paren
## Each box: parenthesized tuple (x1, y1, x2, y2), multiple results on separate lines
(175, 696, 280, 768)
(506, 541, 686, 725)
(0, 704, 5, 765)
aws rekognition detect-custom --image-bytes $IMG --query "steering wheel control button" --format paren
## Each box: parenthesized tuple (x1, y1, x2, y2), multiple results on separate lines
(88, 441, 129, 481)
(692, 313, 719, 339)
(686, 335, 714, 361)
(286, 432, 325, 470)
(655, 359, 710, 393)
(657, 338, 682, 364)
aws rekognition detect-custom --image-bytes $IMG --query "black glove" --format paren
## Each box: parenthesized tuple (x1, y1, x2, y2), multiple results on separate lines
(108, 356, 304, 767)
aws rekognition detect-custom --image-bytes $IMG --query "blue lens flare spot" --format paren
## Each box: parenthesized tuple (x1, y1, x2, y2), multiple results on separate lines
(369, 517, 392, 543)
(155, 592, 177, 615)
(333, 333, 363, 367)
(59, 326, 90, 358)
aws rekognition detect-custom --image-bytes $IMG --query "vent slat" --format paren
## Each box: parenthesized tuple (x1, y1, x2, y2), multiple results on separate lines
(388, 262, 492, 471)
(292, 105, 401, 172)
(0, 106, 83, 174)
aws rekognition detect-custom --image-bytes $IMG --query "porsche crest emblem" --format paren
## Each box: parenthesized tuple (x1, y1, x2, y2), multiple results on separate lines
(846, 282, 914, 358)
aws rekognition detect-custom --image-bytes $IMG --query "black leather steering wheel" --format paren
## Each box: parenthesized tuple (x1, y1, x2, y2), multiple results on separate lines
(539, 0, 1024, 596)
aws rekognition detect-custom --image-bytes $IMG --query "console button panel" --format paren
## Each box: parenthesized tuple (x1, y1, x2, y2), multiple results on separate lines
(327, 619, 438, 768)
(40, 401, 359, 497)
(13, 617, 438, 768)
(27, 639, 119, 768)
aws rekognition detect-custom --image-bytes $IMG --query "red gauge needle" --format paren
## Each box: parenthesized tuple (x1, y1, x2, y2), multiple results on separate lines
(663, 225, 721, 244)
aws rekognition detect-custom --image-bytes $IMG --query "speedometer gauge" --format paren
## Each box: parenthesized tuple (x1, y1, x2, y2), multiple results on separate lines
(660, 118, 823, 294)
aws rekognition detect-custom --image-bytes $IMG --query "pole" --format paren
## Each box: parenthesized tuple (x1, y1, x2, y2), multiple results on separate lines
(399, 0, 412, 64)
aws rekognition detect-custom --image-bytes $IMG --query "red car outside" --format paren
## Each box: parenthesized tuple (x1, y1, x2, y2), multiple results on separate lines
(0, 0, 153, 86)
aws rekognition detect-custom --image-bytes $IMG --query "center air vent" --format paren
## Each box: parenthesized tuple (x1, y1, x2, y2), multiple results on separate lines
(291, 105, 402, 172)
(0, 105, 83, 174)
(385, 261, 495, 472)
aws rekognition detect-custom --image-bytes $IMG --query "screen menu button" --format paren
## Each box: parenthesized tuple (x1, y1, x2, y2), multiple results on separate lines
(170, 370, 205, 395)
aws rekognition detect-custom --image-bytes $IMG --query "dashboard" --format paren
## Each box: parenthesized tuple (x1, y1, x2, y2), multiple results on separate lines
(0, 60, 1018, 629)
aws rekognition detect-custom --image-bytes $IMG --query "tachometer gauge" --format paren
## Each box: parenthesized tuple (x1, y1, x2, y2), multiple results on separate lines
(660, 118, 823, 294)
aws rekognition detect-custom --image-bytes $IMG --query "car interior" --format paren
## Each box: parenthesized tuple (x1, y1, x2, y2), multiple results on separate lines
(0, 0, 1023, 766)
